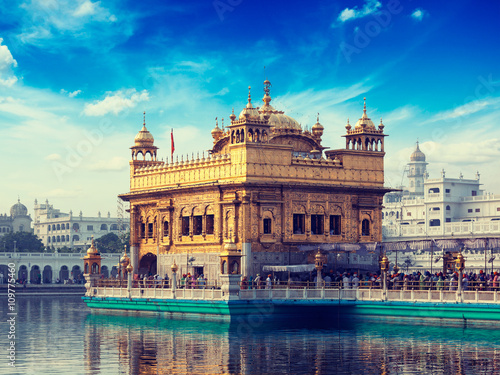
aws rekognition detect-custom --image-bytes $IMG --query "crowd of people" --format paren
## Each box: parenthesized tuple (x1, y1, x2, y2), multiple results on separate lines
(238, 269, 500, 291)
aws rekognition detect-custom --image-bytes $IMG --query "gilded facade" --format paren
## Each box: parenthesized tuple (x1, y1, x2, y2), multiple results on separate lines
(119, 80, 390, 280)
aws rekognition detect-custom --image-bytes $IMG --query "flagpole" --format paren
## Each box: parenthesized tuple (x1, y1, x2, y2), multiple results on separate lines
(171, 128, 175, 162)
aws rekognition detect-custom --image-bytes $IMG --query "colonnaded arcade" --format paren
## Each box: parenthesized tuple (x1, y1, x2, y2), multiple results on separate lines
(120, 80, 391, 282)
(0, 252, 120, 283)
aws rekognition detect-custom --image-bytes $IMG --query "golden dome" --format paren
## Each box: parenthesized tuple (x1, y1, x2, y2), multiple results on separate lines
(211, 118, 224, 140)
(311, 114, 324, 137)
(258, 79, 302, 131)
(134, 125, 155, 145)
(134, 112, 155, 145)
(354, 98, 376, 130)
(87, 237, 98, 255)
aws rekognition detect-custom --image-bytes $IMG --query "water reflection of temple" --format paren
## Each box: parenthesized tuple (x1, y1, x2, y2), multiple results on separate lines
(83, 313, 500, 374)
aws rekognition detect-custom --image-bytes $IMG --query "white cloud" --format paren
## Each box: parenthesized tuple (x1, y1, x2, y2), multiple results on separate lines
(0, 38, 18, 87)
(69, 90, 82, 98)
(60, 89, 82, 97)
(336, 0, 382, 23)
(429, 97, 500, 122)
(16, 0, 128, 49)
(73, 0, 99, 17)
(83, 89, 150, 116)
(411, 9, 425, 21)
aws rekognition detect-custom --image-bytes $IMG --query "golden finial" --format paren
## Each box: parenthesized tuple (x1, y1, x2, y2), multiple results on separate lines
(317, 112, 320, 123)
(248, 86, 252, 103)
(363, 97, 367, 115)
(221, 118, 224, 128)
(215, 117, 218, 127)
(143, 111, 146, 126)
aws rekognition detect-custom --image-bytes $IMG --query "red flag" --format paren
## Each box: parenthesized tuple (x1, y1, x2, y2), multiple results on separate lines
(171, 128, 175, 161)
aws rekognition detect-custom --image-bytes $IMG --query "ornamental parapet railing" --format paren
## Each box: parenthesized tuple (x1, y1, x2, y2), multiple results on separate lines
(87, 279, 500, 304)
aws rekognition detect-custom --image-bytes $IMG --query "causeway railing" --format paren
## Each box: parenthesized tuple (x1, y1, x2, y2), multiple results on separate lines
(88, 280, 500, 304)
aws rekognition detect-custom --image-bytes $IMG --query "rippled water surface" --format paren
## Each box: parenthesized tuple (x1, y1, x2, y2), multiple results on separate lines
(2, 295, 500, 374)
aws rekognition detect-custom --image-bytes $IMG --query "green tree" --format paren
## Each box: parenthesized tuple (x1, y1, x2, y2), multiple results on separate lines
(57, 246, 74, 253)
(95, 232, 129, 253)
(1, 232, 45, 252)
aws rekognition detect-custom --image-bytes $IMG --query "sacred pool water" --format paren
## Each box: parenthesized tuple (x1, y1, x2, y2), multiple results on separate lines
(2, 295, 500, 374)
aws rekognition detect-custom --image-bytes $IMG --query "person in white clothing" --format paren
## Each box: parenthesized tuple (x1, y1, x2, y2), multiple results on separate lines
(351, 273, 360, 289)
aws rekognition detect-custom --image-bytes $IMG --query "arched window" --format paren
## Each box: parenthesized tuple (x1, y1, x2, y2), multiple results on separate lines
(48, 237, 51, 243)
(263, 218, 272, 234)
(446, 205, 451, 211)
(52, 224, 56, 230)
(66, 235, 69, 241)
(66, 223, 69, 229)
(361, 219, 370, 236)
(57, 224, 60, 230)
(222, 260, 227, 274)
(100, 224, 108, 230)
(72, 235, 79, 241)
(73, 223, 79, 231)
(163, 220, 169, 237)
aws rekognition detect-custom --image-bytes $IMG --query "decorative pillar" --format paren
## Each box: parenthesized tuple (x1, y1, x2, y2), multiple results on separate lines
(380, 253, 389, 301)
(82, 237, 102, 296)
(456, 251, 465, 303)
(120, 246, 131, 289)
(171, 261, 178, 297)
(126, 263, 133, 297)
(315, 250, 325, 288)
(219, 240, 242, 300)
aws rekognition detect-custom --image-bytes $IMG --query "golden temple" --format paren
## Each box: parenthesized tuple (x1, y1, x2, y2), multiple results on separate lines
(119, 80, 389, 281)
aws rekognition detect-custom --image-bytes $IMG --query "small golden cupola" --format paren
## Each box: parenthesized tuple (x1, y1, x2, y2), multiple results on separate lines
(311, 113, 324, 140)
(354, 98, 376, 131)
(343, 98, 386, 152)
(238, 87, 261, 120)
(131, 111, 158, 161)
(211, 118, 224, 141)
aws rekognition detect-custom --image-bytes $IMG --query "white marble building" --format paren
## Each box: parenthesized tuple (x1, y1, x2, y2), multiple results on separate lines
(32, 199, 129, 251)
(383, 143, 500, 241)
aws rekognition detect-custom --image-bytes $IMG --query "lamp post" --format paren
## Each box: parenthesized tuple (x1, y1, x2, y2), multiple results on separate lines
(380, 253, 389, 300)
(171, 261, 178, 295)
(314, 249, 325, 288)
(393, 248, 399, 274)
(456, 249, 465, 303)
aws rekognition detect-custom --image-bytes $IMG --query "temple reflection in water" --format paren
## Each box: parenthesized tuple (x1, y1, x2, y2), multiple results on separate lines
(84, 312, 500, 374)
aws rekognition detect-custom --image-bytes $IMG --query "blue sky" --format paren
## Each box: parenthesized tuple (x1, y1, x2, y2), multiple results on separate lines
(1, 0, 499, 216)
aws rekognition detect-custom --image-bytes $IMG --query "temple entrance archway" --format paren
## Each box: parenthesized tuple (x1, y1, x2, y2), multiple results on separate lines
(18, 265, 28, 282)
(138, 253, 157, 276)
(30, 265, 41, 284)
(72, 265, 82, 283)
(43, 265, 52, 283)
(60, 265, 69, 282)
